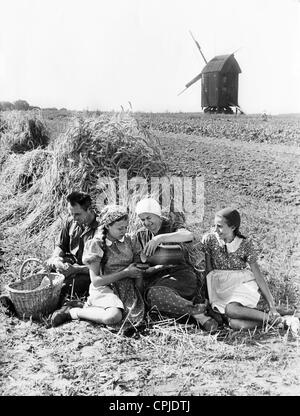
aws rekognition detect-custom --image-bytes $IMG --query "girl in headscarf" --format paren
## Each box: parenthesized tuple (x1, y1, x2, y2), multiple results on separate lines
(51, 205, 145, 330)
(202, 207, 285, 330)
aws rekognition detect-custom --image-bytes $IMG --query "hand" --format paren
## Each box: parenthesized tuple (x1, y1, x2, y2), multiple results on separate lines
(56, 263, 78, 277)
(46, 257, 65, 270)
(145, 265, 168, 275)
(143, 235, 161, 257)
(124, 263, 144, 279)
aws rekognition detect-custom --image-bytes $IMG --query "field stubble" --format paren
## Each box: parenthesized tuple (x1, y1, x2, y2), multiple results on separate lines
(1, 111, 300, 396)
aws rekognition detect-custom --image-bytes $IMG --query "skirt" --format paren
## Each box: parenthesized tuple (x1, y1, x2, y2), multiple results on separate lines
(111, 278, 145, 330)
(86, 283, 124, 309)
(206, 269, 260, 314)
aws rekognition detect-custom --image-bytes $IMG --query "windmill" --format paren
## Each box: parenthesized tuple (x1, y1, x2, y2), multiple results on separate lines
(179, 31, 243, 114)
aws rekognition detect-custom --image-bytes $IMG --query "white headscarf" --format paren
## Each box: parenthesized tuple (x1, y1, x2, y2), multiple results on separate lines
(135, 198, 162, 217)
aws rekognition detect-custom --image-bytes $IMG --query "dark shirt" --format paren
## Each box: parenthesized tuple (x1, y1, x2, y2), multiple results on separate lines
(56, 215, 99, 265)
(133, 212, 197, 300)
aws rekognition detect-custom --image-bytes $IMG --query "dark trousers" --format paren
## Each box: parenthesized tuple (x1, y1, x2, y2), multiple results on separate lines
(58, 273, 91, 306)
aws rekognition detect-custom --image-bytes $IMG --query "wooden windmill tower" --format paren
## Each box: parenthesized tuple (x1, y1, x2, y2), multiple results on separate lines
(179, 32, 243, 114)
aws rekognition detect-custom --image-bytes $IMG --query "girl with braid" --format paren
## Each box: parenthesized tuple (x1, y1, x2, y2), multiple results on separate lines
(202, 207, 290, 330)
(51, 205, 145, 329)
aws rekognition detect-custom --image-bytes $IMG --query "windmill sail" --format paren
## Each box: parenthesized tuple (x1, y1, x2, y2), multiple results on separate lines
(189, 31, 207, 64)
(178, 72, 202, 96)
(185, 72, 202, 89)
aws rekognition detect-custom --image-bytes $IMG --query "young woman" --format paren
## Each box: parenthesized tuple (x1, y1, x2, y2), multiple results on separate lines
(51, 205, 145, 330)
(202, 207, 286, 330)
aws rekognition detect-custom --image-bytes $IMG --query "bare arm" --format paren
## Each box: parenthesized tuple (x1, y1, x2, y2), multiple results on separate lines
(88, 261, 143, 288)
(47, 247, 89, 276)
(143, 228, 193, 257)
(250, 261, 277, 313)
(66, 264, 90, 275)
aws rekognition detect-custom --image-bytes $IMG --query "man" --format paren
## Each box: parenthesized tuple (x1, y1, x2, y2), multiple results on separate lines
(47, 191, 99, 304)
(0, 191, 98, 315)
(134, 197, 218, 332)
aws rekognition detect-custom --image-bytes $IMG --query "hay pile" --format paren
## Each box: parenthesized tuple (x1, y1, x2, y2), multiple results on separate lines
(0, 110, 204, 288)
(0, 110, 49, 157)
(0, 111, 168, 262)
(52, 111, 168, 182)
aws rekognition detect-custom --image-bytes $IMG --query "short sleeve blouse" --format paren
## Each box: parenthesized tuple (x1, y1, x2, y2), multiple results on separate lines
(82, 228, 135, 274)
(201, 231, 258, 270)
(82, 238, 104, 265)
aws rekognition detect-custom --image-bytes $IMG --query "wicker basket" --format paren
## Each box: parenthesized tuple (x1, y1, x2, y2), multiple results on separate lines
(6, 258, 65, 320)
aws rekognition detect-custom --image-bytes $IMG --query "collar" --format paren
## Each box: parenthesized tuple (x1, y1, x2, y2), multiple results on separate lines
(80, 214, 99, 236)
(215, 232, 242, 253)
(225, 236, 242, 253)
(106, 236, 125, 246)
(214, 232, 243, 253)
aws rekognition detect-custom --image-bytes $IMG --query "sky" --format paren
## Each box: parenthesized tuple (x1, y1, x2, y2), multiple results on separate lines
(0, 0, 299, 114)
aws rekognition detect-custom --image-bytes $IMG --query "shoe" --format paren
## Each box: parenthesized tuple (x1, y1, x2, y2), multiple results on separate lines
(51, 300, 84, 327)
(193, 313, 219, 333)
(202, 317, 219, 333)
(51, 305, 72, 327)
(0, 294, 16, 316)
(206, 305, 224, 326)
(51, 306, 72, 327)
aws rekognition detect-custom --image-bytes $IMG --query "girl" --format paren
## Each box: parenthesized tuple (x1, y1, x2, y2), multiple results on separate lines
(202, 207, 284, 330)
(51, 205, 145, 330)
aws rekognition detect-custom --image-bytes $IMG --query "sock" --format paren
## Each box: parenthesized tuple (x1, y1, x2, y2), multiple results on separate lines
(193, 313, 211, 325)
(70, 308, 80, 320)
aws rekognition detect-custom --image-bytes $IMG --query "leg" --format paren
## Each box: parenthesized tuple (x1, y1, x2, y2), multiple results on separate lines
(228, 318, 262, 330)
(225, 302, 269, 322)
(59, 273, 91, 305)
(147, 286, 199, 317)
(51, 305, 122, 327)
(75, 306, 122, 325)
(146, 286, 218, 332)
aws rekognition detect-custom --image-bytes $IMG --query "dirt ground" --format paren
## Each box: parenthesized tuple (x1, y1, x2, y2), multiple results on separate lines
(1, 311, 300, 396)
(1, 123, 300, 396)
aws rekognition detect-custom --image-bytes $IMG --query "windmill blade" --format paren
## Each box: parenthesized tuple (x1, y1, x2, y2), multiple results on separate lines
(178, 87, 188, 96)
(178, 72, 202, 96)
(231, 47, 242, 55)
(189, 31, 207, 64)
(185, 72, 202, 89)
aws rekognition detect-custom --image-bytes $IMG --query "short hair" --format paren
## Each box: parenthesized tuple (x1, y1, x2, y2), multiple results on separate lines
(66, 191, 92, 211)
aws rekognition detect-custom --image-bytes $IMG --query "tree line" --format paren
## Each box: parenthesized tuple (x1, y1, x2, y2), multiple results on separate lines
(0, 100, 40, 111)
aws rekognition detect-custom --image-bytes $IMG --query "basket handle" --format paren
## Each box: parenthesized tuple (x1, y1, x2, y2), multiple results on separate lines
(19, 258, 47, 283)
